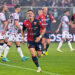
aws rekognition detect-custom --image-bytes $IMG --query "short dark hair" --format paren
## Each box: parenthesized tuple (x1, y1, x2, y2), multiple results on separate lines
(64, 9, 70, 13)
(14, 4, 20, 9)
(27, 10, 34, 13)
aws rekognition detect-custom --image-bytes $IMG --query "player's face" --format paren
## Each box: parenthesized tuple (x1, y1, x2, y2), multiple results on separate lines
(27, 11, 34, 19)
(38, 10, 43, 16)
(43, 8, 48, 14)
(66, 11, 70, 16)
(17, 8, 21, 12)
(4, 5, 8, 11)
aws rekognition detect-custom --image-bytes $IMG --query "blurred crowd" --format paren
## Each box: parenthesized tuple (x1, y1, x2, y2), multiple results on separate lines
(0, 0, 75, 7)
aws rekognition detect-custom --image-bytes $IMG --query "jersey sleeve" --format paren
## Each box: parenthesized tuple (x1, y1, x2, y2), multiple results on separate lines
(39, 20, 45, 29)
(50, 14, 54, 21)
(1, 14, 6, 22)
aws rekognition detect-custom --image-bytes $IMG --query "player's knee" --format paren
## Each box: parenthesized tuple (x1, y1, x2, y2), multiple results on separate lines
(37, 51, 42, 58)
(67, 38, 70, 41)
(37, 54, 41, 58)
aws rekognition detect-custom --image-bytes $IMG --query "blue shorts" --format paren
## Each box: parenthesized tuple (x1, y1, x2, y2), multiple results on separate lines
(43, 33, 51, 39)
(28, 41, 44, 51)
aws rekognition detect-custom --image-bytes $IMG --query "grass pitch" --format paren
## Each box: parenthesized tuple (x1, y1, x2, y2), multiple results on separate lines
(0, 43, 75, 75)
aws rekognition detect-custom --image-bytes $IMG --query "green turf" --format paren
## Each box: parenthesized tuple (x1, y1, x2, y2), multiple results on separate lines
(0, 43, 75, 75)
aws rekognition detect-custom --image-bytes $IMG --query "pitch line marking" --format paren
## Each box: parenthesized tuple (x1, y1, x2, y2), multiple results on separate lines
(0, 63, 60, 75)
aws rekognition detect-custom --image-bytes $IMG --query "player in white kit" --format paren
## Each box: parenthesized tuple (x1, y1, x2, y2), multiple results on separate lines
(56, 9, 75, 52)
(2, 5, 29, 61)
(0, 5, 8, 58)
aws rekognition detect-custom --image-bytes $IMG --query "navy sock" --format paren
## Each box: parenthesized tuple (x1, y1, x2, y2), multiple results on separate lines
(46, 44, 49, 51)
(32, 56, 39, 67)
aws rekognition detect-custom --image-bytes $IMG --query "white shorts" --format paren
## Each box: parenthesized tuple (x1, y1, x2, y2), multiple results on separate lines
(0, 33, 5, 40)
(8, 34, 20, 42)
(62, 31, 70, 39)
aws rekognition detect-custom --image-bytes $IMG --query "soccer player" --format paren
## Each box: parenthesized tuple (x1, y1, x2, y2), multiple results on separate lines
(0, 5, 8, 58)
(56, 9, 75, 52)
(2, 5, 29, 61)
(23, 10, 46, 72)
(39, 7, 56, 55)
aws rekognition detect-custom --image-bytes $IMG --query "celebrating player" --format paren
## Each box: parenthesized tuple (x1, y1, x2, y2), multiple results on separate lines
(39, 7, 56, 55)
(56, 9, 75, 52)
(22, 10, 46, 72)
(2, 4, 29, 61)
(0, 5, 8, 58)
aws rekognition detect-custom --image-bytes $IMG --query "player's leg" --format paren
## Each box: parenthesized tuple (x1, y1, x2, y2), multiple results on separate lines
(57, 39, 64, 52)
(2, 41, 12, 61)
(2, 34, 13, 61)
(3, 31, 9, 49)
(57, 32, 66, 52)
(30, 48, 41, 72)
(67, 34, 75, 51)
(3, 38, 8, 50)
(0, 40, 4, 58)
(16, 41, 29, 61)
(0, 33, 5, 58)
(44, 33, 50, 55)
(42, 37, 46, 54)
(28, 41, 41, 72)
(45, 38, 50, 55)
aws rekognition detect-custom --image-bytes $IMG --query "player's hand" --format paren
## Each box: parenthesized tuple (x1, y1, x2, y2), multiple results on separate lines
(56, 29, 59, 33)
(35, 37, 41, 43)
(52, 20, 56, 23)
(1, 30, 5, 35)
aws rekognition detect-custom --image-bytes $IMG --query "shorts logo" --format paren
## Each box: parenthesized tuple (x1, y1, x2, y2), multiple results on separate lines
(34, 22, 37, 25)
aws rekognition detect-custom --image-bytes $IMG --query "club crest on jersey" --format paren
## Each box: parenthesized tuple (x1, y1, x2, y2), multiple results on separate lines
(34, 22, 37, 25)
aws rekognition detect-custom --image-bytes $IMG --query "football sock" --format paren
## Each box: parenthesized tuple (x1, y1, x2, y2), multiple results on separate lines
(68, 41, 73, 50)
(32, 56, 39, 67)
(57, 40, 63, 49)
(46, 43, 49, 51)
(3, 45, 10, 58)
(0, 43, 4, 57)
(16, 46, 24, 58)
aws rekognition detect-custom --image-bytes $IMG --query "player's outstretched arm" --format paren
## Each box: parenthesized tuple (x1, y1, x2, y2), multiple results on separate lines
(50, 14, 56, 23)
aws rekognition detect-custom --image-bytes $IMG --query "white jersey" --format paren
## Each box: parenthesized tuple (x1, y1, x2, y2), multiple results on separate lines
(8, 12, 19, 34)
(61, 15, 69, 32)
(0, 12, 6, 32)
